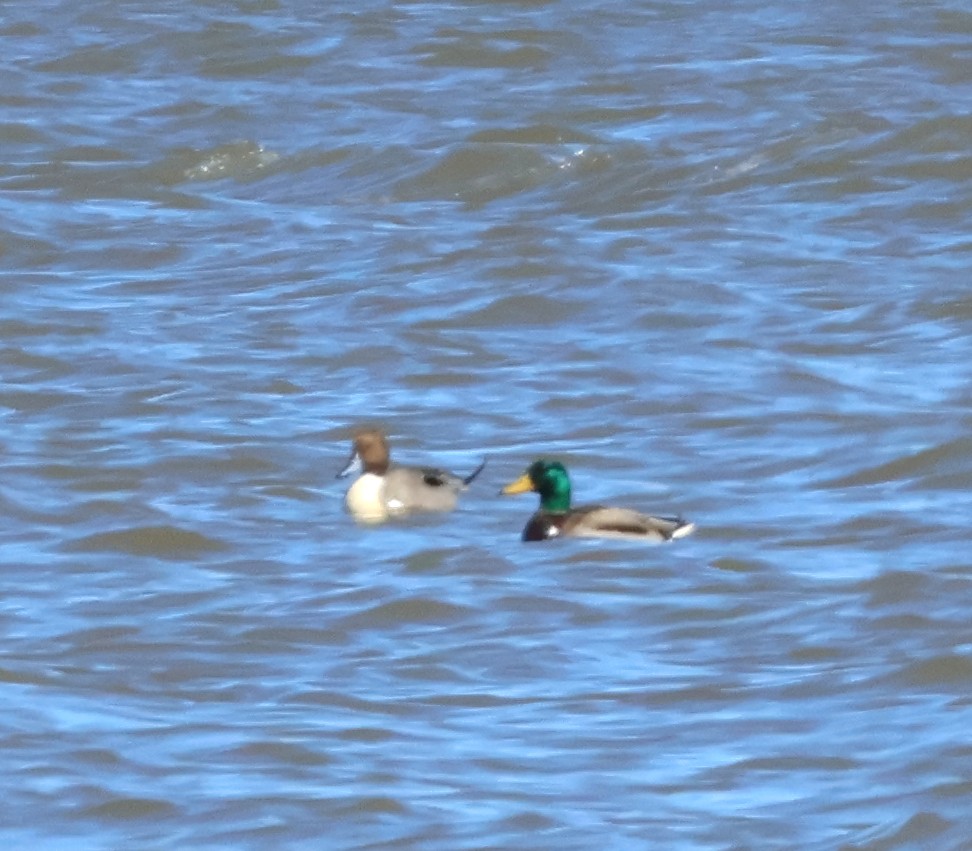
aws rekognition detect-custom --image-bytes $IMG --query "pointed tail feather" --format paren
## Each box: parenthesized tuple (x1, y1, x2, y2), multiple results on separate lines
(463, 457, 487, 486)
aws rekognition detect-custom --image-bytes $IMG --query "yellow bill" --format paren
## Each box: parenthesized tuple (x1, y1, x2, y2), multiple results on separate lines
(501, 473, 535, 495)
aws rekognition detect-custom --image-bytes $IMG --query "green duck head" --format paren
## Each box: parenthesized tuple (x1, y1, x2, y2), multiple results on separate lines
(502, 459, 572, 513)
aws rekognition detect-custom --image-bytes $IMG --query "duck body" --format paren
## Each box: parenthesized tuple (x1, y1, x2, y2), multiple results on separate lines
(338, 429, 485, 524)
(502, 459, 694, 544)
(522, 505, 693, 542)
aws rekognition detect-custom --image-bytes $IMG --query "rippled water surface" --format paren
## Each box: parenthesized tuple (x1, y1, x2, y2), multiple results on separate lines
(4, 1, 972, 848)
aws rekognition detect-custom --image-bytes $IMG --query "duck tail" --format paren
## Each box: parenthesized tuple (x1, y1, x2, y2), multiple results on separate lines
(463, 457, 487, 486)
(670, 519, 696, 540)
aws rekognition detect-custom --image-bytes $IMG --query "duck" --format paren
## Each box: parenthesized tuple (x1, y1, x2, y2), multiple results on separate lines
(337, 428, 486, 523)
(500, 459, 694, 543)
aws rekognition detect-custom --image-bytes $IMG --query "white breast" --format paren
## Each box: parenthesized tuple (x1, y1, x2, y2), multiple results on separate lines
(345, 473, 388, 523)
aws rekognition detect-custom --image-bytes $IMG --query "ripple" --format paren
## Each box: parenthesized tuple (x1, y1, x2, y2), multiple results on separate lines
(173, 141, 281, 184)
(336, 597, 478, 630)
(822, 437, 972, 489)
(395, 143, 571, 205)
(82, 796, 177, 820)
(894, 654, 972, 689)
(65, 525, 229, 558)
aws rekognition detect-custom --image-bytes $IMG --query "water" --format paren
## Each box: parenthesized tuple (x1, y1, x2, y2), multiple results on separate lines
(3, 1, 972, 848)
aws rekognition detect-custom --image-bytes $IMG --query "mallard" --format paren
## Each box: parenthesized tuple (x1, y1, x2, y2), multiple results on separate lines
(337, 428, 486, 523)
(501, 459, 694, 543)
